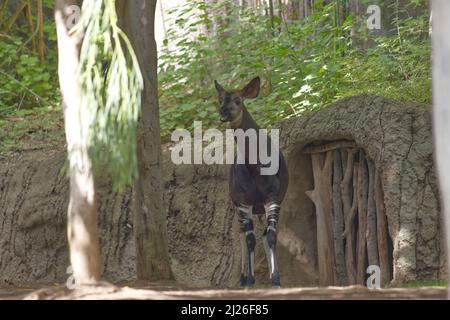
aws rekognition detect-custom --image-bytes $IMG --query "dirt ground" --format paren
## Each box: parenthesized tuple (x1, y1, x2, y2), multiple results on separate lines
(0, 282, 447, 300)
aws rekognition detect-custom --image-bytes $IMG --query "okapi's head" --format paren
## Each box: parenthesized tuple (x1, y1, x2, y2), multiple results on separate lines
(214, 77, 260, 124)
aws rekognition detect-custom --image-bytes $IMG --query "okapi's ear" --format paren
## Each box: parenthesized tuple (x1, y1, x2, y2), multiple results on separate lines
(214, 80, 225, 95)
(241, 77, 260, 99)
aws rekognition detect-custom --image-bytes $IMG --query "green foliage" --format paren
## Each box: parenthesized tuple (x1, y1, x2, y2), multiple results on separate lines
(0, 106, 64, 155)
(75, 0, 143, 191)
(398, 279, 448, 288)
(0, 1, 61, 155)
(158, 0, 430, 137)
(0, 1, 59, 116)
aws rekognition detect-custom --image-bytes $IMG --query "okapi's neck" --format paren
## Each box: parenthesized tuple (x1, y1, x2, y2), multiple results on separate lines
(231, 106, 262, 165)
(231, 106, 259, 130)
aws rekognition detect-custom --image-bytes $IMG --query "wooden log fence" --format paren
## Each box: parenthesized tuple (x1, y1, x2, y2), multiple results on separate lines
(304, 140, 391, 286)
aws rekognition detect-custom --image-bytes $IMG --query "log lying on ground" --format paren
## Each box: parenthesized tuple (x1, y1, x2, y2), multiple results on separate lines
(303, 140, 357, 154)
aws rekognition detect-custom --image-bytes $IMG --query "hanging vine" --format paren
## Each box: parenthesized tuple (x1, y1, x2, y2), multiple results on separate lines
(74, 0, 144, 190)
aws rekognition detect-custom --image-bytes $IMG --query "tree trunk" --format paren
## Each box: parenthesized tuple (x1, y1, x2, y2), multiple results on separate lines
(25, 2, 37, 53)
(356, 151, 368, 284)
(117, 0, 173, 280)
(306, 152, 335, 286)
(37, 0, 44, 64)
(55, 0, 100, 284)
(431, 0, 450, 297)
(332, 150, 347, 285)
(268, 0, 275, 31)
(341, 149, 357, 284)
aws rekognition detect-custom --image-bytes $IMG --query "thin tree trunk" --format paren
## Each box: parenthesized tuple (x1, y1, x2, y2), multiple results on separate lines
(306, 151, 335, 286)
(277, 0, 283, 21)
(341, 149, 356, 284)
(356, 151, 368, 284)
(37, 0, 44, 64)
(4, 0, 27, 32)
(55, 0, 100, 285)
(268, 0, 275, 31)
(333, 150, 347, 285)
(117, 0, 173, 280)
(25, 1, 37, 53)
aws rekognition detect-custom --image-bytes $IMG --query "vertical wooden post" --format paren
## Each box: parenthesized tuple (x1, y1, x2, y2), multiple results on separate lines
(333, 150, 347, 285)
(356, 151, 368, 284)
(341, 149, 357, 284)
(306, 151, 336, 286)
(305, 142, 392, 287)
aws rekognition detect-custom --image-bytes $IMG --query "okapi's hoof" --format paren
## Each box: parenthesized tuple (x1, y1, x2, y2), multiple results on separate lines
(240, 275, 255, 287)
(246, 276, 255, 286)
(271, 273, 281, 288)
(240, 274, 247, 287)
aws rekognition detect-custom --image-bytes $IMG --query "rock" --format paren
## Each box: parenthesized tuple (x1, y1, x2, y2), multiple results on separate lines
(276, 94, 445, 284)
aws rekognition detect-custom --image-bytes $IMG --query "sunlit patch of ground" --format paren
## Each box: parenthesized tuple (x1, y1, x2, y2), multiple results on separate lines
(0, 282, 447, 300)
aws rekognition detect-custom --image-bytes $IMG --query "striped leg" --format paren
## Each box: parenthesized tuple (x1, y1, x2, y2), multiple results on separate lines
(263, 201, 281, 287)
(238, 204, 255, 286)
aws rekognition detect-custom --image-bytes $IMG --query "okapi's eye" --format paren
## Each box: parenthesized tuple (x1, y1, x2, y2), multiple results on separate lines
(234, 98, 241, 105)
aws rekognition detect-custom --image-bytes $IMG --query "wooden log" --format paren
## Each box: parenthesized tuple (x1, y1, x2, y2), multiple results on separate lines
(345, 161, 358, 284)
(341, 149, 357, 284)
(332, 150, 347, 285)
(375, 168, 391, 286)
(305, 151, 335, 286)
(303, 140, 357, 154)
(341, 149, 357, 215)
(37, 0, 45, 64)
(340, 149, 347, 175)
(356, 150, 368, 285)
(366, 160, 379, 267)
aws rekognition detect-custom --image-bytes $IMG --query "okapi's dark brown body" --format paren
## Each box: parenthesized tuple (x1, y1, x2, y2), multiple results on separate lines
(229, 151, 289, 215)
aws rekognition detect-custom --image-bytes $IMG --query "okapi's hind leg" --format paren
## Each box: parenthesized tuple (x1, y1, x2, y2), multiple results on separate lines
(263, 201, 281, 287)
(238, 204, 256, 286)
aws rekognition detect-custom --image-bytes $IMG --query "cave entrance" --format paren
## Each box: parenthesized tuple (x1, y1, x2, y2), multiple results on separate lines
(278, 139, 393, 287)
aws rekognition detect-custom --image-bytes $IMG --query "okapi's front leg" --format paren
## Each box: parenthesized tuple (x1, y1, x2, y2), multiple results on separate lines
(238, 204, 256, 286)
(263, 201, 281, 287)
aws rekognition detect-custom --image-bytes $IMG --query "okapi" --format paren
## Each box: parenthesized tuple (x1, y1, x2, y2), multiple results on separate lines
(214, 77, 289, 287)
